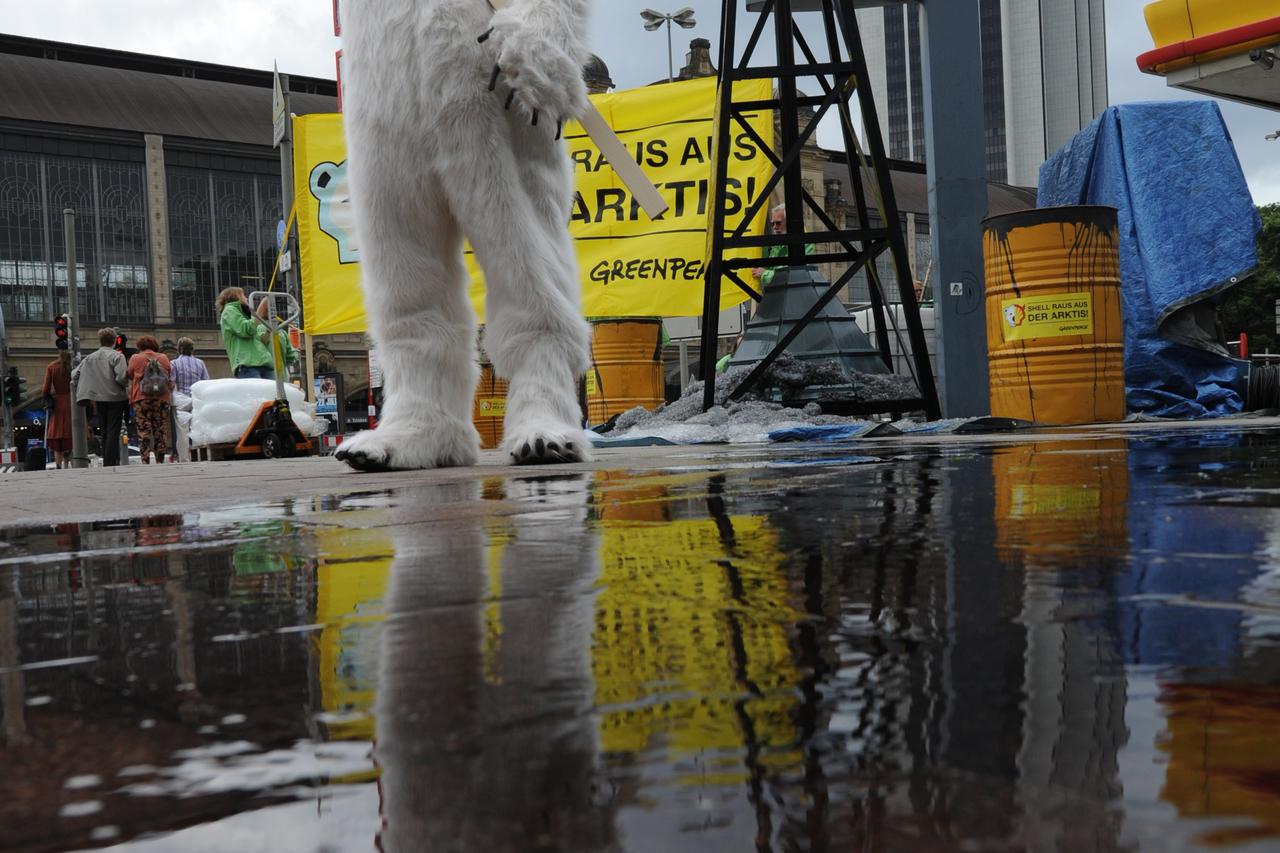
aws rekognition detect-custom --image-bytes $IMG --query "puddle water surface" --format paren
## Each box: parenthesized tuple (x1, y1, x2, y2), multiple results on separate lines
(2, 429, 1280, 851)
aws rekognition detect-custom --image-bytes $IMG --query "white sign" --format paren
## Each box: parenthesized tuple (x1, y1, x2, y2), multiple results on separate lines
(368, 344, 383, 389)
(272, 63, 287, 148)
(279, 249, 293, 273)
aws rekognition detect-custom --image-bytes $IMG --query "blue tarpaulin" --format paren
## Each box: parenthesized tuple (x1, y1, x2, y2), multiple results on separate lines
(768, 422, 897, 442)
(1038, 101, 1260, 418)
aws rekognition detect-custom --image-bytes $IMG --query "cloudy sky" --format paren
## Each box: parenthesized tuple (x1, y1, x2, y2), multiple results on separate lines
(9, 0, 1280, 202)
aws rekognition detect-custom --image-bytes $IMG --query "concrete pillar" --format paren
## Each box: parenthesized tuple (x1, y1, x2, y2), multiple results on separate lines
(921, 0, 990, 418)
(144, 135, 172, 326)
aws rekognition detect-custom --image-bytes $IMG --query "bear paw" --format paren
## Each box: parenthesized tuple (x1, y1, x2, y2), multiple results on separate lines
(336, 420, 481, 472)
(502, 420, 592, 466)
(488, 9, 589, 125)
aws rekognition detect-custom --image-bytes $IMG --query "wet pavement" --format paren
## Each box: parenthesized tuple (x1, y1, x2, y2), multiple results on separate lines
(3, 425, 1280, 851)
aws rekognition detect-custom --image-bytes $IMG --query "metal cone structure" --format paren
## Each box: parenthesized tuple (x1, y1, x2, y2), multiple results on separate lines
(727, 264, 887, 378)
(698, 0, 940, 419)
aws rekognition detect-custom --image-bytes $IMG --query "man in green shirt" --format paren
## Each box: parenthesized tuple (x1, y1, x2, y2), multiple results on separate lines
(752, 205, 817, 289)
(715, 334, 745, 374)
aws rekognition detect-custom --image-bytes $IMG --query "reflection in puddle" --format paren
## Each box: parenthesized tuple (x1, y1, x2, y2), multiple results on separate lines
(1, 429, 1280, 850)
(1159, 683, 1280, 846)
(377, 478, 611, 851)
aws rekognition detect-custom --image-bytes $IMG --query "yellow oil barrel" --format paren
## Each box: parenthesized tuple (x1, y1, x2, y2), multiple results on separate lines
(472, 363, 508, 450)
(1159, 683, 1280, 845)
(984, 206, 1125, 425)
(595, 470, 671, 523)
(586, 319, 665, 425)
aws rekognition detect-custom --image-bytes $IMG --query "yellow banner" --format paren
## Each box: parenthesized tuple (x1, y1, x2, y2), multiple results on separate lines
(999, 293, 1094, 341)
(295, 77, 773, 335)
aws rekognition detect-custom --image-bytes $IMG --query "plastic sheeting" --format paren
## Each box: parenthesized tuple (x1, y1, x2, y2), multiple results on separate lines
(190, 378, 327, 447)
(1037, 101, 1260, 418)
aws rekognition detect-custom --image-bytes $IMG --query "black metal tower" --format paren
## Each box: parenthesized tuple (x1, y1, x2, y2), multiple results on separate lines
(697, 0, 941, 420)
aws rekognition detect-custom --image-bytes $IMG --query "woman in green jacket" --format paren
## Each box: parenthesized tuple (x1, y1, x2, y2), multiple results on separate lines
(216, 287, 295, 380)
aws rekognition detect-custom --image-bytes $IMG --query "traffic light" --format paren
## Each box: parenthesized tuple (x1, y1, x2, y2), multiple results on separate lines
(3, 367, 26, 407)
(114, 333, 128, 353)
(54, 314, 70, 350)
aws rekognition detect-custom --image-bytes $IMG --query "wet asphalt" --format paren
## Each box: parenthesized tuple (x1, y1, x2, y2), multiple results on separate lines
(2, 424, 1280, 852)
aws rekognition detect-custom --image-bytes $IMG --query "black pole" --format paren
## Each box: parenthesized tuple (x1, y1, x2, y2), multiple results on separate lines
(699, 0, 741, 411)
(816, 4, 893, 370)
(834, 0, 940, 419)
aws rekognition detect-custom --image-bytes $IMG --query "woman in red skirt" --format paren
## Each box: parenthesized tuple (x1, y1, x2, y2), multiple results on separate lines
(40, 350, 73, 469)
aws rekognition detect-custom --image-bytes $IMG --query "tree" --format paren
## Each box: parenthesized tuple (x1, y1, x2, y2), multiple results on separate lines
(1220, 203, 1280, 354)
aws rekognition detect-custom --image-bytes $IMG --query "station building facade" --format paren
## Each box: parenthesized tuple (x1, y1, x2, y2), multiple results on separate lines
(0, 35, 370, 419)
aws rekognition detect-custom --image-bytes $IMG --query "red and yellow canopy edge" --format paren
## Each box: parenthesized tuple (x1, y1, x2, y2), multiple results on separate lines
(1139, 0, 1280, 74)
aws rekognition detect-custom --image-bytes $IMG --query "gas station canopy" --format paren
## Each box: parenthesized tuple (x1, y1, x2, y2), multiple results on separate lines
(1139, 0, 1280, 110)
(744, 1, 909, 11)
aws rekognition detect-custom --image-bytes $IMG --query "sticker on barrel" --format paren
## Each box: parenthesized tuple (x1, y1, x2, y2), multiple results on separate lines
(475, 398, 506, 417)
(1000, 293, 1093, 341)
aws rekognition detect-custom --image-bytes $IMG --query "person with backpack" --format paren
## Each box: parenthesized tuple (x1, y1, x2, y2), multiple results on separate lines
(127, 336, 174, 464)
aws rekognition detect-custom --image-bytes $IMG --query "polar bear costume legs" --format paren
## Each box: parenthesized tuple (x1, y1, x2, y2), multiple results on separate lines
(337, 0, 593, 471)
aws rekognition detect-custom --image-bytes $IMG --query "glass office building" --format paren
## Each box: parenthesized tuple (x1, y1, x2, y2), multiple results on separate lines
(857, 0, 1107, 187)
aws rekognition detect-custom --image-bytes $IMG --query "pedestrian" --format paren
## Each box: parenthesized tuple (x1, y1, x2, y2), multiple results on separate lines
(127, 335, 174, 464)
(217, 287, 294, 380)
(73, 328, 129, 466)
(39, 350, 73, 468)
(752, 204, 816, 288)
(169, 337, 209, 463)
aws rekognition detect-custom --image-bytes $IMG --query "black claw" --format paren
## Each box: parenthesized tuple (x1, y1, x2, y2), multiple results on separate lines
(520, 442, 532, 459)
(505, 89, 516, 110)
(548, 442, 560, 454)
(555, 119, 563, 140)
(477, 27, 493, 43)
(535, 438, 546, 456)
(531, 110, 539, 127)
(488, 65, 501, 92)
(338, 448, 392, 473)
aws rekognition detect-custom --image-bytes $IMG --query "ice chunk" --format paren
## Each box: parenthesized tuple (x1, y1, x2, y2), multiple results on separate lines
(189, 378, 327, 447)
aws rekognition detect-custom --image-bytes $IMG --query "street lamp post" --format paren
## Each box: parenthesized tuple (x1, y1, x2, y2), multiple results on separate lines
(640, 8, 697, 84)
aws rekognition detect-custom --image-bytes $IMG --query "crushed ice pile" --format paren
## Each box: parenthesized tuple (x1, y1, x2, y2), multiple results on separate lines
(606, 354, 922, 445)
(189, 378, 328, 447)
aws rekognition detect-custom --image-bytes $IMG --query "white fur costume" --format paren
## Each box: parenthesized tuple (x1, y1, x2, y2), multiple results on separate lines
(336, 0, 594, 470)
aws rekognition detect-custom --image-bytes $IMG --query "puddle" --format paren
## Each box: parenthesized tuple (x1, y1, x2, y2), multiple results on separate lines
(1, 428, 1280, 850)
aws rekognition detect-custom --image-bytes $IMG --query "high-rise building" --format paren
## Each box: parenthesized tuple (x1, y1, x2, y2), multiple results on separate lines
(857, 0, 1107, 188)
